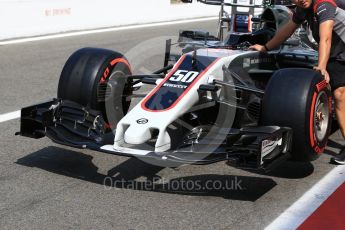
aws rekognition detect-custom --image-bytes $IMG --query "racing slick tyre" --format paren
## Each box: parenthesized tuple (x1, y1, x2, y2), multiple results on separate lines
(261, 68, 332, 161)
(57, 47, 132, 128)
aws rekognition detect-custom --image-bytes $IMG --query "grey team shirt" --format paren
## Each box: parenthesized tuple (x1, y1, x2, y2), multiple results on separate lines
(292, 0, 345, 61)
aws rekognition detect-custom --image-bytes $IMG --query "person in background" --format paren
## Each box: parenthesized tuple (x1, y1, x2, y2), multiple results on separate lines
(250, 0, 345, 164)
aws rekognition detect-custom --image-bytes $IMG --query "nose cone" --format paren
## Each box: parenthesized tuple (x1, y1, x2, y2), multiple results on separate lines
(124, 124, 152, 144)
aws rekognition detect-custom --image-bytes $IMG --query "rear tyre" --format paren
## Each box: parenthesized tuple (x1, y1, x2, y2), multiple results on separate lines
(57, 47, 132, 126)
(261, 68, 332, 161)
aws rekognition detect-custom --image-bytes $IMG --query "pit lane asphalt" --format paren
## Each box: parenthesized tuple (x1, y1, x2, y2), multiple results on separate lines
(0, 20, 342, 229)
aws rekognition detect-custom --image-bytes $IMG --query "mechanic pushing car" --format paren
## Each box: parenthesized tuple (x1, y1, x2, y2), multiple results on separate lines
(250, 0, 345, 164)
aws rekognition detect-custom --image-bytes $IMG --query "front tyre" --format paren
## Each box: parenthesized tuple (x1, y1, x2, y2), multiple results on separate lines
(57, 47, 132, 127)
(261, 68, 332, 161)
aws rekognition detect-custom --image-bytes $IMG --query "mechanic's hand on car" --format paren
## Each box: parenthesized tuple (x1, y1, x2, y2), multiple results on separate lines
(249, 44, 267, 52)
(313, 66, 330, 83)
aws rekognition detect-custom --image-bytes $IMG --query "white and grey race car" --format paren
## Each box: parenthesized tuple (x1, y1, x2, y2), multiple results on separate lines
(17, 0, 332, 171)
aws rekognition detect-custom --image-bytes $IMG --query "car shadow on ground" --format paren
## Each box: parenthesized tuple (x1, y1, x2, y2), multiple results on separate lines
(324, 139, 342, 157)
(242, 159, 315, 179)
(257, 160, 315, 179)
(327, 139, 343, 149)
(16, 146, 277, 201)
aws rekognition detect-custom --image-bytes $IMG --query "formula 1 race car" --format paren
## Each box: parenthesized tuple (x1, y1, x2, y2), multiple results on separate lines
(17, 0, 332, 171)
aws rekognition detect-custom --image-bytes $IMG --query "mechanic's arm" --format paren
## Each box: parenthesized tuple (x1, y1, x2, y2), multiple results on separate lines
(318, 20, 333, 69)
(249, 20, 299, 52)
(313, 0, 336, 83)
(314, 20, 334, 83)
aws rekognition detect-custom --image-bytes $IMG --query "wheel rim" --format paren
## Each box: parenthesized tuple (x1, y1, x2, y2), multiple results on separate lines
(314, 91, 329, 142)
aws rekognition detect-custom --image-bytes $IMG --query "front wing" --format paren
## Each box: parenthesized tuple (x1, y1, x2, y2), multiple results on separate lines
(17, 99, 292, 171)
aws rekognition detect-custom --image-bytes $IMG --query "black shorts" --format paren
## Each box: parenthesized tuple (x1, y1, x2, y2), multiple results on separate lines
(327, 59, 345, 91)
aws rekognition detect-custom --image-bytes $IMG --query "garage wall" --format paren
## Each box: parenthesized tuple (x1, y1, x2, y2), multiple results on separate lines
(0, 0, 220, 41)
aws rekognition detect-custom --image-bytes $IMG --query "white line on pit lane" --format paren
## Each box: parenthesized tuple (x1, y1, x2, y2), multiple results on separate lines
(0, 110, 20, 123)
(0, 17, 217, 120)
(265, 165, 345, 230)
(0, 17, 218, 46)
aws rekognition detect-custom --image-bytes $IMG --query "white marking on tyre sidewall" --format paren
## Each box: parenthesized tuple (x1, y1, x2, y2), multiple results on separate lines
(0, 110, 20, 123)
(265, 165, 345, 230)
